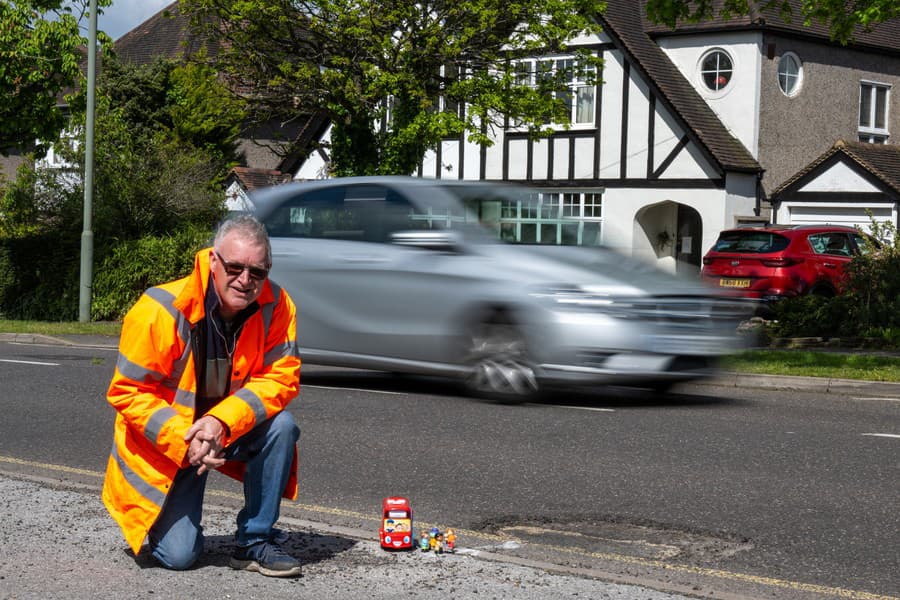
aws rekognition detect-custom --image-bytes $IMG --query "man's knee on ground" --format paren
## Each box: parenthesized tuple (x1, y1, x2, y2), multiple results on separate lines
(152, 543, 203, 571)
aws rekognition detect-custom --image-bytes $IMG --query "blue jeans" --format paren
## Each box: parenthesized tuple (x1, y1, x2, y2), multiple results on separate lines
(148, 410, 300, 570)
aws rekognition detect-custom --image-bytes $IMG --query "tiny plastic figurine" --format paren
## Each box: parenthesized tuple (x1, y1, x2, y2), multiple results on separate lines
(428, 528, 439, 552)
(379, 497, 414, 550)
(419, 529, 431, 551)
(434, 532, 445, 554)
(445, 528, 457, 553)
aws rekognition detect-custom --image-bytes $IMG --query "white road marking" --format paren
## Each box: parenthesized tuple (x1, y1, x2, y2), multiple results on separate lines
(556, 405, 616, 412)
(861, 433, 900, 439)
(853, 397, 900, 402)
(303, 384, 405, 395)
(0, 359, 59, 366)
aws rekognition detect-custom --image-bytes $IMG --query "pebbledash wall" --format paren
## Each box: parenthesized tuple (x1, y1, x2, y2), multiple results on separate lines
(756, 34, 900, 195)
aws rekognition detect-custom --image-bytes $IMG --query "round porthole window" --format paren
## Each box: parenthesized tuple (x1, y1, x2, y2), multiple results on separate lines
(777, 52, 803, 97)
(700, 49, 733, 92)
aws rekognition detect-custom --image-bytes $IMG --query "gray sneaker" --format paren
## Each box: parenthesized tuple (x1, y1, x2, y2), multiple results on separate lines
(230, 541, 302, 578)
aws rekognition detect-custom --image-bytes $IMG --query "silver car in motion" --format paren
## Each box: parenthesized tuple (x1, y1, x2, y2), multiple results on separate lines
(252, 176, 747, 402)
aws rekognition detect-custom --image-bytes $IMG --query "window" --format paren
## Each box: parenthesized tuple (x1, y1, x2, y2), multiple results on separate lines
(808, 233, 852, 257)
(859, 81, 890, 143)
(700, 49, 733, 92)
(777, 52, 802, 97)
(513, 56, 596, 126)
(470, 190, 603, 245)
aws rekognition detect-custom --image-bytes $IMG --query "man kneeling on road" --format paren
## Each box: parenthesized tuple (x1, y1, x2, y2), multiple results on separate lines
(102, 215, 303, 577)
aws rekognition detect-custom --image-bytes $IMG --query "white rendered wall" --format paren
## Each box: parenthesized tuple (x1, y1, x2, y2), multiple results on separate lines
(656, 31, 763, 158)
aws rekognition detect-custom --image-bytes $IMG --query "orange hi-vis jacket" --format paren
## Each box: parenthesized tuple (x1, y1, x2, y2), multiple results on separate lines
(102, 248, 301, 554)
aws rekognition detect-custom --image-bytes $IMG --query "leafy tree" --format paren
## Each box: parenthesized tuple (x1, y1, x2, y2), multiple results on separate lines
(181, 0, 605, 176)
(0, 0, 112, 155)
(0, 56, 239, 320)
(644, 0, 900, 45)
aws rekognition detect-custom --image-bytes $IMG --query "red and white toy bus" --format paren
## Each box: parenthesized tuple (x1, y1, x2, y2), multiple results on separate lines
(379, 496, 413, 550)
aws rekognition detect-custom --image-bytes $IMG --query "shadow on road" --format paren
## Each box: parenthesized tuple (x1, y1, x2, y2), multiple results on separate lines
(300, 365, 746, 409)
(132, 530, 358, 570)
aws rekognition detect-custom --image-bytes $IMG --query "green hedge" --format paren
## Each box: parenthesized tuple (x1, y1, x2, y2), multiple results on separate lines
(768, 221, 900, 347)
(0, 225, 213, 321)
(0, 232, 82, 320)
(91, 225, 214, 321)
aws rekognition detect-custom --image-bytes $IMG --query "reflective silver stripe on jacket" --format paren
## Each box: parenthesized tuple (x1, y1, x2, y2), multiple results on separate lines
(145, 287, 191, 346)
(144, 406, 178, 445)
(233, 387, 268, 425)
(261, 283, 299, 365)
(261, 283, 280, 333)
(263, 341, 300, 367)
(116, 354, 165, 384)
(110, 443, 166, 508)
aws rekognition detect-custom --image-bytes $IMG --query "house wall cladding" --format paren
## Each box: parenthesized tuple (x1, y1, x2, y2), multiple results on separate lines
(757, 34, 900, 196)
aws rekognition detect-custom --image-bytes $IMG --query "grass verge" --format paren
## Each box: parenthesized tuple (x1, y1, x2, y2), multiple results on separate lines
(0, 319, 121, 337)
(722, 350, 900, 382)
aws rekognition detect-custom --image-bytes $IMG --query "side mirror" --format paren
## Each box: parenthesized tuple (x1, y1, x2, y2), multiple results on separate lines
(390, 230, 464, 252)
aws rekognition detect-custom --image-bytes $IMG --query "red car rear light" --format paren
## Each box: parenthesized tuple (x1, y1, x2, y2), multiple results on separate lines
(760, 256, 803, 267)
(702, 256, 713, 265)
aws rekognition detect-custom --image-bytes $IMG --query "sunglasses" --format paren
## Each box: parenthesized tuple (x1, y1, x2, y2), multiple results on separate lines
(214, 251, 270, 281)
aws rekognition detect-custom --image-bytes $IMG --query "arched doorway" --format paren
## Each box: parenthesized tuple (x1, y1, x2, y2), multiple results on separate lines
(633, 201, 703, 275)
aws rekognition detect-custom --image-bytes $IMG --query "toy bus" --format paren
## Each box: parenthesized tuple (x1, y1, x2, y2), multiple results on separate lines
(379, 496, 413, 550)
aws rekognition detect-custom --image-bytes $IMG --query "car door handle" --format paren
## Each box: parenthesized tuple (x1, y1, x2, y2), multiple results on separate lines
(822, 262, 839, 268)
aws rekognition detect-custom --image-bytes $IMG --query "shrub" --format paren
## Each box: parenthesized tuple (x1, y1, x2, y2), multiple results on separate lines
(768, 294, 851, 339)
(91, 225, 214, 321)
(0, 232, 81, 320)
(768, 217, 900, 347)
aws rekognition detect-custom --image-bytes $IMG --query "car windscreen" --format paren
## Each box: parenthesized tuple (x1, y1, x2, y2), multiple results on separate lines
(712, 231, 790, 253)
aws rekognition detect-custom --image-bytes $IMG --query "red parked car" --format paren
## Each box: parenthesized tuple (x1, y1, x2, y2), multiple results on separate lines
(701, 224, 876, 303)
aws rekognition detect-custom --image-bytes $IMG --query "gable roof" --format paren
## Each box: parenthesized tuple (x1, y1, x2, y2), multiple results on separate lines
(770, 139, 900, 200)
(598, 0, 762, 175)
(114, 2, 215, 65)
(641, 0, 900, 55)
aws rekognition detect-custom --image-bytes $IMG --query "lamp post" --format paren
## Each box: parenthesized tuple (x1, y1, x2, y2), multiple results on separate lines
(79, 0, 97, 322)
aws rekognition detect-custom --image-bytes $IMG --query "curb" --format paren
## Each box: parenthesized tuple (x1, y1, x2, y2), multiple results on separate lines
(0, 333, 77, 345)
(702, 371, 900, 398)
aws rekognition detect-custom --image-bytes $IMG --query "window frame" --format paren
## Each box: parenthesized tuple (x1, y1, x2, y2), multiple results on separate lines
(491, 190, 604, 246)
(777, 52, 803, 97)
(859, 81, 891, 143)
(511, 55, 597, 128)
(698, 48, 734, 93)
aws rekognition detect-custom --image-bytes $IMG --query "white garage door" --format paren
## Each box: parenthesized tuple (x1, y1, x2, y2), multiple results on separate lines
(783, 204, 894, 234)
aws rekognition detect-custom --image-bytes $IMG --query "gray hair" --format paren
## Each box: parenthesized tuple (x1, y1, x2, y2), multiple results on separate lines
(213, 214, 272, 266)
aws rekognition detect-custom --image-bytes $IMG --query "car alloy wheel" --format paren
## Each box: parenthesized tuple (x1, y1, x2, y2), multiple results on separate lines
(464, 320, 538, 403)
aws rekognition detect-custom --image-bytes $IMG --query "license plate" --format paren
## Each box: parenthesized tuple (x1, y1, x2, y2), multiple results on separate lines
(719, 278, 751, 288)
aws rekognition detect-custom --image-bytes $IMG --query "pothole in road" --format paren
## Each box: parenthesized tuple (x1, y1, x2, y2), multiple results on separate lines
(478, 517, 754, 563)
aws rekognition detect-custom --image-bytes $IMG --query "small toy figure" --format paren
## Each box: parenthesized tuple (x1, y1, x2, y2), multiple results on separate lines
(428, 527, 439, 552)
(419, 529, 431, 551)
(445, 528, 457, 553)
(434, 532, 445, 554)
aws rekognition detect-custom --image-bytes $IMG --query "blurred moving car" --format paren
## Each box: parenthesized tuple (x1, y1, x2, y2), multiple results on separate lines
(252, 176, 750, 402)
(700, 224, 876, 303)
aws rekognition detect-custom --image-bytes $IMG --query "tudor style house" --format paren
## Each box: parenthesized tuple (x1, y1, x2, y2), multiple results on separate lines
(294, 0, 900, 273)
